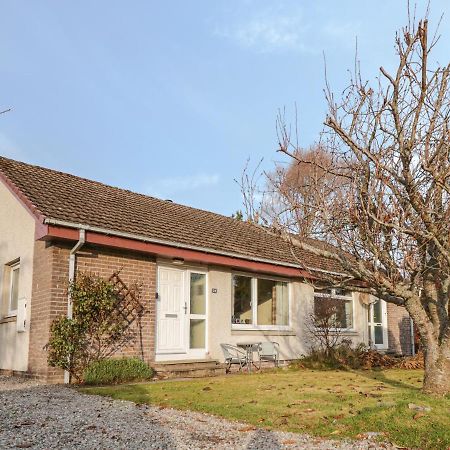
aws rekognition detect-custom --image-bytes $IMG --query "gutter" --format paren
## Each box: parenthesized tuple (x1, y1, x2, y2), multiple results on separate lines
(64, 229, 85, 384)
(43, 218, 315, 273)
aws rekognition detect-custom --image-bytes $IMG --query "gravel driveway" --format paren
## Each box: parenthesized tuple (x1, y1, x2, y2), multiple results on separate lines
(0, 376, 392, 449)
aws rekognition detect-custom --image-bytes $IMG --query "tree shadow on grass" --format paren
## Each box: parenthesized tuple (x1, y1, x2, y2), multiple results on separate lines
(350, 368, 422, 392)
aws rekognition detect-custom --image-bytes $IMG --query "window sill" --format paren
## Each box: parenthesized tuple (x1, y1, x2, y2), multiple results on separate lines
(232, 325, 291, 331)
(313, 327, 359, 336)
(231, 327, 296, 336)
(0, 315, 17, 324)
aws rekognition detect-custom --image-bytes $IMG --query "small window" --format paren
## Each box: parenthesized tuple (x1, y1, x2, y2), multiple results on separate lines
(314, 287, 353, 329)
(8, 263, 20, 315)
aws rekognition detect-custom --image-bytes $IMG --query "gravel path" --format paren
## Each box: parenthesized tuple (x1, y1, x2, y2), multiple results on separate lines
(0, 376, 392, 449)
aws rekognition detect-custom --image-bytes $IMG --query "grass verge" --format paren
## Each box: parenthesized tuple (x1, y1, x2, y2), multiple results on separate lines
(81, 368, 449, 449)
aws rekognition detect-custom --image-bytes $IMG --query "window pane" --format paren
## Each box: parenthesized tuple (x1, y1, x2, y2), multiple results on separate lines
(275, 282, 289, 325)
(232, 275, 252, 324)
(257, 279, 288, 326)
(10, 267, 20, 312)
(374, 324, 383, 344)
(373, 300, 382, 323)
(257, 279, 274, 325)
(190, 319, 205, 348)
(190, 273, 206, 315)
(314, 296, 353, 328)
(335, 299, 353, 328)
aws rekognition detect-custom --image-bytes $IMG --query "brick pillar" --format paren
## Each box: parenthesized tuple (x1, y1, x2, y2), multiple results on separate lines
(29, 241, 67, 382)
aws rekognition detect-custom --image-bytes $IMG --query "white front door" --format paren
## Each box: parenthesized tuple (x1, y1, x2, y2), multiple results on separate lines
(368, 299, 388, 350)
(156, 267, 186, 354)
(156, 266, 208, 360)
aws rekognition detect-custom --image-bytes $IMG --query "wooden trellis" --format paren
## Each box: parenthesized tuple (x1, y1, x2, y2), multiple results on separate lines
(90, 271, 146, 360)
(109, 271, 145, 327)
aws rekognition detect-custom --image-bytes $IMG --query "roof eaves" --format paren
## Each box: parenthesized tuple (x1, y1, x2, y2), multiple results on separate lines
(44, 217, 312, 273)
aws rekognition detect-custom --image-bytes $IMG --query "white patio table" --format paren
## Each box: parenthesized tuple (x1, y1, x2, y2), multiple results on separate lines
(236, 342, 261, 373)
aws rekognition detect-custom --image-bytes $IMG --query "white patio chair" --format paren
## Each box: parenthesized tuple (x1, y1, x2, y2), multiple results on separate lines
(220, 343, 249, 373)
(257, 341, 280, 368)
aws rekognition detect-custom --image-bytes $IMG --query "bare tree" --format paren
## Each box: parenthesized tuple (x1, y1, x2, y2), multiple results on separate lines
(265, 146, 345, 236)
(240, 12, 449, 394)
(235, 158, 265, 224)
(271, 15, 450, 395)
(236, 146, 340, 235)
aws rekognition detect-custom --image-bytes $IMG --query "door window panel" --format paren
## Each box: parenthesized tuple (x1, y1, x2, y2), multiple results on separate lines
(190, 319, 205, 349)
(373, 300, 382, 323)
(190, 273, 206, 315)
(374, 325, 383, 344)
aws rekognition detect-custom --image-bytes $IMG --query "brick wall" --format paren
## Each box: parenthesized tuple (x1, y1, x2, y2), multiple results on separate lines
(29, 240, 156, 383)
(76, 245, 156, 364)
(387, 302, 413, 355)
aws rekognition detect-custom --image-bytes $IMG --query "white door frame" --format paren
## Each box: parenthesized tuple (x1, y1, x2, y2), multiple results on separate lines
(156, 264, 208, 361)
(368, 299, 388, 350)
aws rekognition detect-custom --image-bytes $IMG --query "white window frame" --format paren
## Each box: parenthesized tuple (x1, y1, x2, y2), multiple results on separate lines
(313, 287, 355, 331)
(8, 262, 20, 317)
(231, 272, 291, 331)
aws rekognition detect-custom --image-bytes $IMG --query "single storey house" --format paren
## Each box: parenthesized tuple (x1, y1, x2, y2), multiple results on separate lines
(0, 156, 414, 382)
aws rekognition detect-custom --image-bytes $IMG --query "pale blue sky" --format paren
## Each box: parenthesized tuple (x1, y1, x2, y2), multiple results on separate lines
(1, 1, 449, 215)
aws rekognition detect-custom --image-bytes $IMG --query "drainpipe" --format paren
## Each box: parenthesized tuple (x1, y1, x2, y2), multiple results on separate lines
(64, 229, 86, 384)
(410, 317, 415, 356)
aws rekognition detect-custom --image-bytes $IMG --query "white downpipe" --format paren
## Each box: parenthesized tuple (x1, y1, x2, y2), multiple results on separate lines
(64, 229, 86, 384)
(410, 317, 416, 356)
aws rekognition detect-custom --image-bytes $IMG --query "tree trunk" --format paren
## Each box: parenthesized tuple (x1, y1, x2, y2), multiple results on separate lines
(422, 340, 450, 395)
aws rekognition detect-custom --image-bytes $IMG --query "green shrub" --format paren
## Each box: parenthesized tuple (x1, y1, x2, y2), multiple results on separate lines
(84, 358, 154, 385)
(46, 272, 143, 383)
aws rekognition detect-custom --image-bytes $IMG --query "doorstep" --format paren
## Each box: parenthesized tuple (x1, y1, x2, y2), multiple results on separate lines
(151, 359, 225, 379)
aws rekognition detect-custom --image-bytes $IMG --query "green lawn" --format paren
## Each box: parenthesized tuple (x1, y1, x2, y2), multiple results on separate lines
(81, 368, 450, 450)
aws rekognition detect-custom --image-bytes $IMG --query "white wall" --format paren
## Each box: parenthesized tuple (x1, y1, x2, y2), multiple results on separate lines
(0, 181, 35, 371)
(207, 266, 369, 362)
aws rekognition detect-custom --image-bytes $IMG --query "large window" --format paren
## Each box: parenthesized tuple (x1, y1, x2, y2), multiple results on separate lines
(314, 288, 353, 329)
(8, 262, 20, 316)
(232, 274, 289, 328)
